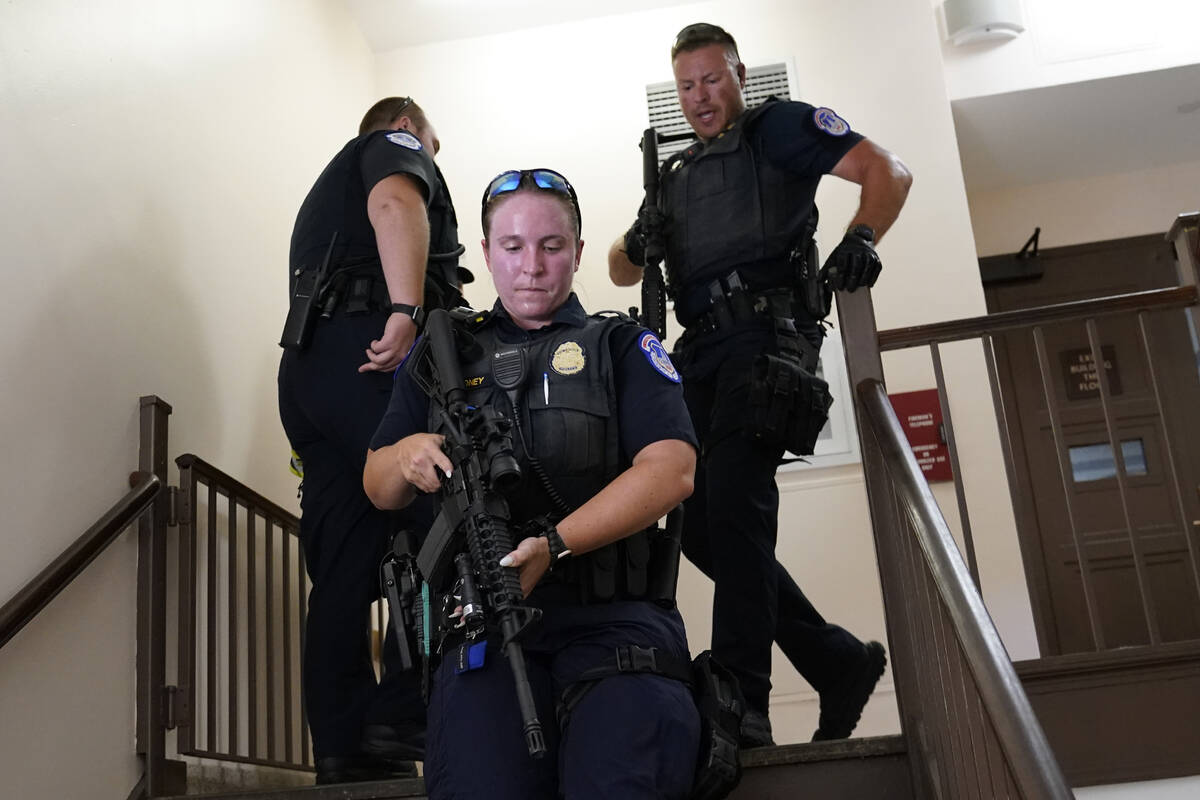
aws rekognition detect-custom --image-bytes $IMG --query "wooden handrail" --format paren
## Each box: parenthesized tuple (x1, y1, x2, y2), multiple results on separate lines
(878, 285, 1198, 351)
(0, 471, 162, 650)
(857, 377, 1073, 799)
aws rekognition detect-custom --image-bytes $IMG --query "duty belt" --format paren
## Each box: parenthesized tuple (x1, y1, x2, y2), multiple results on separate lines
(689, 271, 795, 337)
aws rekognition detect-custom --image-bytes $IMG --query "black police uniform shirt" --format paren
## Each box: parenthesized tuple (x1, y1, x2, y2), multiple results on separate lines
(289, 128, 459, 282)
(663, 100, 864, 314)
(370, 294, 697, 483)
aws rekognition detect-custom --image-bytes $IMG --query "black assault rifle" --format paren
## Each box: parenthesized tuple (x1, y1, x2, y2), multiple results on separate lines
(402, 308, 547, 759)
(638, 127, 668, 341)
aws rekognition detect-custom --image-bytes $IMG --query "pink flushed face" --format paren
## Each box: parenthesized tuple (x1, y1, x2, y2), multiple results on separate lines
(483, 191, 583, 331)
(673, 43, 747, 141)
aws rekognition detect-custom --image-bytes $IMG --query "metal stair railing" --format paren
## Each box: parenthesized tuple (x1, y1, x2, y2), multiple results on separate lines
(838, 287, 1073, 798)
(0, 472, 161, 651)
(858, 376, 1072, 799)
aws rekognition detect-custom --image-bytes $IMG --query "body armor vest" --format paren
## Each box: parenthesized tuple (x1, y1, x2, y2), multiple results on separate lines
(661, 99, 820, 320)
(431, 310, 654, 603)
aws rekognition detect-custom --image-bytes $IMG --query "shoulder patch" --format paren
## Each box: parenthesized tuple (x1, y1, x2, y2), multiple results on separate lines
(551, 341, 586, 376)
(813, 107, 850, 137)
(639, 332, 681, 383)
(385, 130, 423, 150)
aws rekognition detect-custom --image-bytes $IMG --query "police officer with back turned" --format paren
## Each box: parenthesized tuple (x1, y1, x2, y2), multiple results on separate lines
(609, 23, 912, 747)
(277, 96, 467, 784)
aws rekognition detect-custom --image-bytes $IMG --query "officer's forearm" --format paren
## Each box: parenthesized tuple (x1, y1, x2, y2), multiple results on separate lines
(364, 445, 417, 510)
(847, 150, 911, 243)
(555, 438, 695, 555)
(608, 235, 645, 287)
(368, 174, 430, 306)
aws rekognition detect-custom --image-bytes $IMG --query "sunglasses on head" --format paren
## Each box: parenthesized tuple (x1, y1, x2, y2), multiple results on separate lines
(481, 169, 581, 233)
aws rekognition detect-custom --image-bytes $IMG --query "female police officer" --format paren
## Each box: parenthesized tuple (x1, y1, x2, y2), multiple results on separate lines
(364, 170, 701, 799)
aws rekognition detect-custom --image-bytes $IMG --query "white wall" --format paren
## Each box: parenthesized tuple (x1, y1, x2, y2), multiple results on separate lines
(374, 0, 1032, 743)
(938, 0, 1200, 100)
(968, 159, 1200, 256)
(0, 1, 372, 796)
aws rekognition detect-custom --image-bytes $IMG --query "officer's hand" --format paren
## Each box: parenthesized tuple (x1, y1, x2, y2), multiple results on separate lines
(623, 204, 665, 267)
(360, 312, 418, 372)
(392, 433, 450, 494)
(499, 536, 551, 598)
(820, 227, 882, 293)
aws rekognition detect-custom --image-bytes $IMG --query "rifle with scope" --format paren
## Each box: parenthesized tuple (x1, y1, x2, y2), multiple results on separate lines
(389, 307, 547, 759)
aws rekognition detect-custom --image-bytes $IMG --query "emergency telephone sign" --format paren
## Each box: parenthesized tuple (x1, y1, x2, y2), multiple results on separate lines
(888, 389, 952, 482)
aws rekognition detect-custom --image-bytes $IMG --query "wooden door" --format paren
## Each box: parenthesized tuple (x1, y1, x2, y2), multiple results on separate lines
(983, 234, 1200, 655)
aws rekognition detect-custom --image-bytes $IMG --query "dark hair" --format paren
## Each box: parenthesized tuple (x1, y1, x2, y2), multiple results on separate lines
(358, 96, 430, 136)
(670, 22, 740, 62)
(483, 185, 580, 244)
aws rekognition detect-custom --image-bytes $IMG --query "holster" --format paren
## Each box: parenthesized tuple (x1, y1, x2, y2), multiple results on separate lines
(745, 336, 833, 456)
(790, 208, 830, 320)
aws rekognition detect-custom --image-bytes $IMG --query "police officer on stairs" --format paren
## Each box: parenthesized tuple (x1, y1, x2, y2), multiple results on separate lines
(365, 169, 702, 799)
(608, 23, 912, 746)
(277, 96, 468, 784)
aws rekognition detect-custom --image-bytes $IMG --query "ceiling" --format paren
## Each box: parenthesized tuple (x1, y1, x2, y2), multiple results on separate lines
(342, 2, 1200, 197)
(952, 63, 1200, 193)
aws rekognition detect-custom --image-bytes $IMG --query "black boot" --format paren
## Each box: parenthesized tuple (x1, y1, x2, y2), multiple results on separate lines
(812, 640, 887, 741)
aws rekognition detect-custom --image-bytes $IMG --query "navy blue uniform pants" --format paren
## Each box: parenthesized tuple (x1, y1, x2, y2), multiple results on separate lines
(675, 328, 862, 715)
(278, 311, 427, 759)
(423, 599, 699, 800)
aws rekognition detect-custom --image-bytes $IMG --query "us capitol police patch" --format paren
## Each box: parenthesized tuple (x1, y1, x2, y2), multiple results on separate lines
(385, 130, 423, 150)
(551, 341, 585, 376)
(639, 333, 681, 383)
(812, 107, 850, 137)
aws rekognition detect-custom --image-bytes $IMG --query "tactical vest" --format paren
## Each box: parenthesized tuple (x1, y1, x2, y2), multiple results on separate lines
(433, 311, 655, 603)
(661, 99, 819, 319)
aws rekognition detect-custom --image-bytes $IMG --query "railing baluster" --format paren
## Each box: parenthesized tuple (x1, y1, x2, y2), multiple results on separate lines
(1085, 318, 1160, 644)
(982, 333, 1056, 655)
(297, 531, 311, 767)
(1032, 326, 1106, 650)
(931, 342, 980, 589)
(247, 509, 258, 760)
(207, 481, 218, 750)
(283, 529, 295, 765)
(266, 519, 276, 762)
(1136, 311, 1200, 607)
(177, 465, 197, 755)
(228, 491, 238, 755)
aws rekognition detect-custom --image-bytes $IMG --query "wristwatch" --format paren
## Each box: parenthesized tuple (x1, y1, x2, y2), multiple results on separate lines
(390, 302, 426, 328)
(540, 526, 572, 571)
(848, 223, 875, 243)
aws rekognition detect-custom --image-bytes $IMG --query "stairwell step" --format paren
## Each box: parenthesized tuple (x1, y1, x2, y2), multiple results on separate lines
(162, 736, 908, 800)
(160, 775, 427, 800)
(741, 733, 907, 768)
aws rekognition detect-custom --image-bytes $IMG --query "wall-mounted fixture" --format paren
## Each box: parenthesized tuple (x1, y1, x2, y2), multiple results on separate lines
(943, 0, 1025, 46)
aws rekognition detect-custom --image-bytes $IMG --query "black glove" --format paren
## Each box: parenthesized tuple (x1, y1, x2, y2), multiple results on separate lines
(622, 203, 665, 267)
(820, 224, 881, 293)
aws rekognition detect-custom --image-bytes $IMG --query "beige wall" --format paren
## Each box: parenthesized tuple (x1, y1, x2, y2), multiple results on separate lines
(374, 0, 1033, 743)
(0, 1, 371, 796)
(968, 158, 1200, 256)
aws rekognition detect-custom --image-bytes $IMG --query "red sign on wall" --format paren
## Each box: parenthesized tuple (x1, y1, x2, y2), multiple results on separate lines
(888, 389, 952, 482)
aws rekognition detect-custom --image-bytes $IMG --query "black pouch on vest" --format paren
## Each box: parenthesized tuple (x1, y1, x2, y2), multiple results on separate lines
(746, 353, 833, 456)
(690, 651, 745, 800)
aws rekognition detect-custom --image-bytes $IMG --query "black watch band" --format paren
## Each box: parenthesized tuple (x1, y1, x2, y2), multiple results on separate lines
(540, 526, 572, 571)
(390, 303, 426, 328)
(848, 223, 875, 243)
